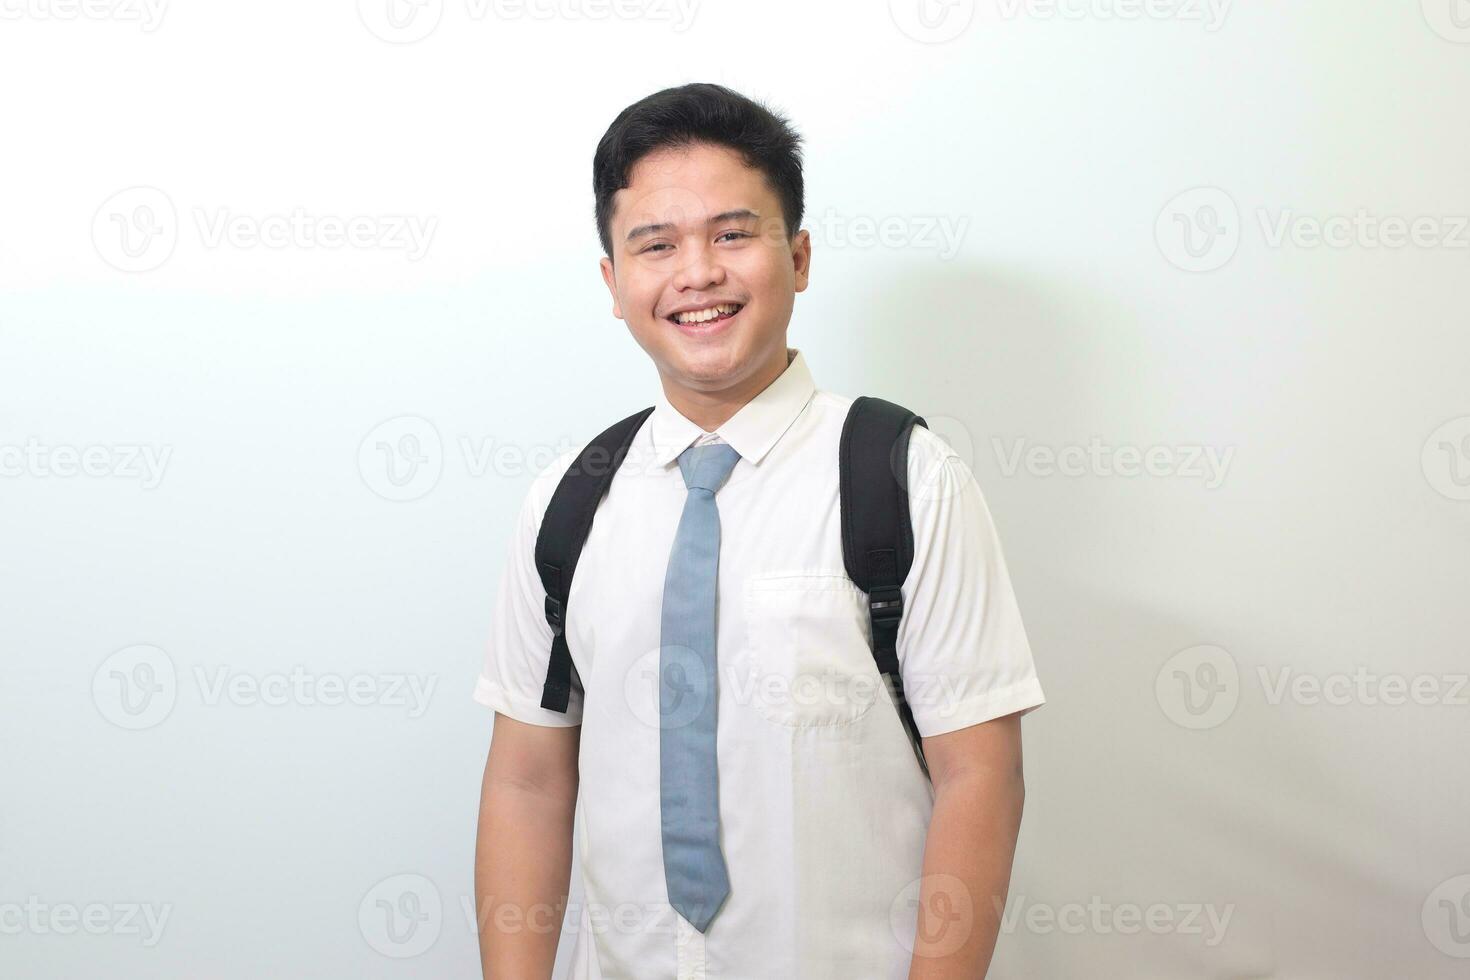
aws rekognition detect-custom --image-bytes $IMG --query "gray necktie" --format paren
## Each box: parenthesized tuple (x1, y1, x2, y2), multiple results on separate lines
(659, 440, 741, 933)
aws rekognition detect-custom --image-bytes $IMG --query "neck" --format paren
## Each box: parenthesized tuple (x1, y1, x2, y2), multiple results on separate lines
(663, 346, 793, 432)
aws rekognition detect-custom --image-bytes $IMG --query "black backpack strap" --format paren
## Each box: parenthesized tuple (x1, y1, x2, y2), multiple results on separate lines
(534, 405, 654, 713)
(840, 396, 931, 781)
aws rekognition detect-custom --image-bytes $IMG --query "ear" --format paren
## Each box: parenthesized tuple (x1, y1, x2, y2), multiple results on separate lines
(598, 255, 624, 320)
(791, 228, 812, 294)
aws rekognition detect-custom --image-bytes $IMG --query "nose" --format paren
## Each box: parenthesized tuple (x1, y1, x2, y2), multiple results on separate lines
(671, 238, 727, 294)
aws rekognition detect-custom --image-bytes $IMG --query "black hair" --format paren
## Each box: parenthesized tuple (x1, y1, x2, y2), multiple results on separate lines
(592, 82, 805, 259)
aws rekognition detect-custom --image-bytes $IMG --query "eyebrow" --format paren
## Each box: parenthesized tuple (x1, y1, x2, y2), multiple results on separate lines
(624, 208, 761, 243)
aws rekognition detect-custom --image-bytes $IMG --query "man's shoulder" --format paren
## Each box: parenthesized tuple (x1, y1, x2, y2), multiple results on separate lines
(521, 410, 653, 523)
(810, 388, 959, 461)
(906, 419, 962, 464)
(516, 441, 589, 535)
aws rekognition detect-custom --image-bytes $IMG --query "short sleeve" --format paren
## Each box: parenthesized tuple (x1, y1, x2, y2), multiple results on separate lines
(897, 427, 1045, 738)
(473, 460, 585, 727)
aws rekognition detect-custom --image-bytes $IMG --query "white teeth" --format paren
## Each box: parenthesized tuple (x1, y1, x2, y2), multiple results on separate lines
(673, 303, 740, 324)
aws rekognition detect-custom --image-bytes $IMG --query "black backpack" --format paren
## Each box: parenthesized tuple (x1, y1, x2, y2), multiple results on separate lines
(532, 396, 932, 781)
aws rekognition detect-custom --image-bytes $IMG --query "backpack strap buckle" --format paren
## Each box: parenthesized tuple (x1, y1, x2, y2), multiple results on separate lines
(867, 585, 904, 677)
(868, 585, 904, 622)
(544, 594, 565, 636)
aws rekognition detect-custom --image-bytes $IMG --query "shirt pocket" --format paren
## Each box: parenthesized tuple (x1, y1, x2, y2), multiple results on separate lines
(738, 571, 881, 728)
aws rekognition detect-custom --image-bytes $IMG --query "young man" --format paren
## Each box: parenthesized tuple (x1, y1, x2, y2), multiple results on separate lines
(474, 83, 1045, 979)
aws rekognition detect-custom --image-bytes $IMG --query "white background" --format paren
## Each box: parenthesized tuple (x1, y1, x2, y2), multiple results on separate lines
(2, 0, 1468, 976)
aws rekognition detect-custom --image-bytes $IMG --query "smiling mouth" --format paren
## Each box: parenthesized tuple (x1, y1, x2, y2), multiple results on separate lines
(667, 302, 744, 327)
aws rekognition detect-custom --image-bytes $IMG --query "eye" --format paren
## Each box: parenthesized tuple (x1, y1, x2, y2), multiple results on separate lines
(716, 231, 752, 243)
(640, 242, 673, 254)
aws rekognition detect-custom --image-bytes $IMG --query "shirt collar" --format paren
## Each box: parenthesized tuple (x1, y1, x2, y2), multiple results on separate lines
(647, 347, 816, 468)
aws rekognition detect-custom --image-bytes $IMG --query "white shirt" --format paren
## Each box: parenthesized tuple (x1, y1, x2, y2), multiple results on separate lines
(475, 347, 1045, 979)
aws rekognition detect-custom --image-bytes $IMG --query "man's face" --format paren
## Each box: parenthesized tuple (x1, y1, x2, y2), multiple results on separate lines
(599, 142, 810, 394)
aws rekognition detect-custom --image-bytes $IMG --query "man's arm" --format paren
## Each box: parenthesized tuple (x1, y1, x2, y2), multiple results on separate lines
(475, 711, 581, 979)
(907, 712, 1026, 980)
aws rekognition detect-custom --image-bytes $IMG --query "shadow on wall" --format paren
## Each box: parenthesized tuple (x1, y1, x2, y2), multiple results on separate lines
(850, 264, 1459, 976)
